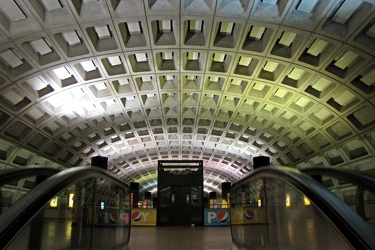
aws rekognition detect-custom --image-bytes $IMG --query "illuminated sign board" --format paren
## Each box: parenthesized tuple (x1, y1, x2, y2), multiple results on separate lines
(131, 208, 157, 226)
(204, 209, 230, 226)
(68, 193, 74, 208)
(98, 210, 130, 227)
(50, 197, 58, 207)
(230, 207, 266, 224)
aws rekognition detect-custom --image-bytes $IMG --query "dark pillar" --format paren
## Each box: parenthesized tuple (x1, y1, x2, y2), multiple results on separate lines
(91, 156, 108, 170)
(253, 156, 270, 169)
(221, 182, 231, 208)
(130, 182, 139, 208)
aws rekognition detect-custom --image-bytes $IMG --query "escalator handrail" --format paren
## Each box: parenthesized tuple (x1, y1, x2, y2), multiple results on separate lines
(301, 167, 375, 194)
(0, 166, 60, 186)
(231, 166, 375, 250)
(0, 166, 130, 249)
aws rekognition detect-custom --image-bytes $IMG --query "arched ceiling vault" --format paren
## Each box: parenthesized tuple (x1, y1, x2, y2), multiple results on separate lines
(0, 0, 375, 193)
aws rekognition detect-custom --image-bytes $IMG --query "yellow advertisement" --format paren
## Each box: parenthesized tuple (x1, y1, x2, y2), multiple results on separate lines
(230, 207, 266, 224)
(131, 208, 157, 226)
(50, 197, 58, 207)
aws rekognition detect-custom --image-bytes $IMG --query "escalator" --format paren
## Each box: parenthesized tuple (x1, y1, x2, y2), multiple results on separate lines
(1, 165, 375, 249)
(0, 166, 60, 214)
(0, 166, 131, 250)
(230, 166, 375, 249)
(301, 167, 375, 227)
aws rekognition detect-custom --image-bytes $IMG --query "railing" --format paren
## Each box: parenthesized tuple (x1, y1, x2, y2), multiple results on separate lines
(301, 167, 375, 226)
(0, 166, 60, 214)
(230, 166, 375, 250)
(0, 166, 131, 250)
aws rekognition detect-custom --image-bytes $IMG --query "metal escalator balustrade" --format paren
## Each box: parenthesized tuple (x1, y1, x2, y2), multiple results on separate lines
(230, 166, 375, 250)
(0, 166, 60, 215)
(0, 166, 131, 250)
(301, 167, 375, 227)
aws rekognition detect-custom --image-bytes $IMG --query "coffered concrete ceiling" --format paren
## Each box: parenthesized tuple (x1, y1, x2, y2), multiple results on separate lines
(0, 0, 374, 193)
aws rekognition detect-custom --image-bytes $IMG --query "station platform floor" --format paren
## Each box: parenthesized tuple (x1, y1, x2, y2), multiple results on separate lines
(128, 226, 233, 250)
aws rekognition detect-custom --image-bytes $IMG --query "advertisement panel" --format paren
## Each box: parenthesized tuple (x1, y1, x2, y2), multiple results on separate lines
(131, 208, 157, 226)
(204, 208, 230, 226)
(230, 207, 266, 224)
(98, 210, 130, 227)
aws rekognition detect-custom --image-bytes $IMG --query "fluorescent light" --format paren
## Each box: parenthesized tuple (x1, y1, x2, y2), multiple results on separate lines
(239, 56, 252, 66)
(274, 88, 288, 98)
(53, 67, 71, 80)
(26, 76, 47, 90)
(189, 20, 203, 33)
(141, 76, 152, 82)
(28, 108, 44, 119)
(80, 60, 96, 72)
(158, 20, 172, 33)
(94, 82, 107, 91)
(331, 0, 362, 24)
(296, 0, 318, 13)
(312, 77, 331, 91)
(360, 67, 375, 86)
(262, 0, 278, 4)
(62, 31, 81, 46)
(48, 96, 63, 108)
(118, 79, 129, 85)
(213, 53, 225, 62)
(334, 50, 359, 69)
(253, 83, 265, 91)
(288, 68, 305, 80)
(186, 75, 196, 80)
(365, 23, 375, 39)
(307, 39, 328, 56)
(108, 56, 122, 66)
(0, 0, 27, 22)
(41, 0, 62, 11)
(0, 49, 23, 68)
(135, 53, 147, 62)
(315, 109, 331, 120)
(30, 38, 52, 56)
(3, 89, 23, 104)
(334, 90, 355, 106)
(279, 31, 297, 47)
(187, 52, 199, 60)
(94, 25, 111, 39)
(231, 79, 241, 85)
(219, 22, 234, 35)
(127, 22, 142, 35)
(249, 25, 266, 40)
(162, 52, 173, 60)
(295, 97, 309, 107)
(263, 61, 278, 72)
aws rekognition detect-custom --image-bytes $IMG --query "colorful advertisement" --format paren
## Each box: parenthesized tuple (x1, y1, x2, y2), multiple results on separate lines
(204, 208, 230, 226)
(98, 210, 130, 227)
(131, 208, 157, 226)
(230, 207, 266, 224)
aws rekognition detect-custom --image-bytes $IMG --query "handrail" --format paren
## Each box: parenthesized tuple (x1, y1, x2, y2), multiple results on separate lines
(231, 166, 375, 250)
(0, 166, 60, 186)
(301, 167, 375, 194)
(0, 166, 130, 249)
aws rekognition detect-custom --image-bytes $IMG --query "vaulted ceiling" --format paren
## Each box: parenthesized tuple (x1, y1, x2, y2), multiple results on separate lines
(0, 0, 374, 194)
